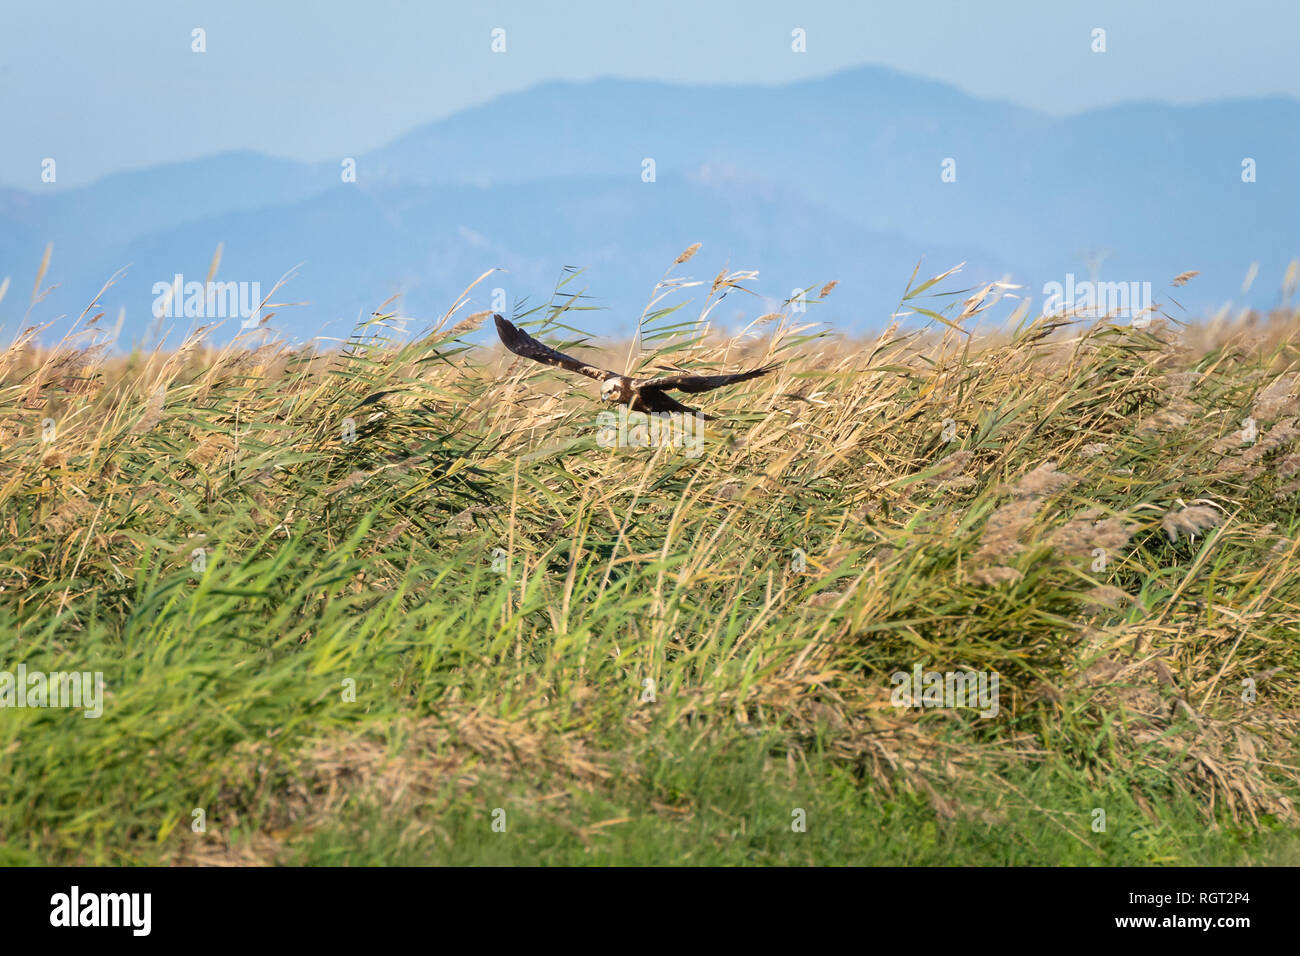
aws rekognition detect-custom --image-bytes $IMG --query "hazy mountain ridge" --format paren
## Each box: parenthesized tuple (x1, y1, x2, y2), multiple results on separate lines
(1, 66, 1296, 344)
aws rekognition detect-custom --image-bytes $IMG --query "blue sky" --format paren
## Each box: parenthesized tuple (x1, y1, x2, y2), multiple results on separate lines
(3, 0, 1299, 188)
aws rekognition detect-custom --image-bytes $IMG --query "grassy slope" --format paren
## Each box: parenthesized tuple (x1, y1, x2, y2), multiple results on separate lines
(1, 266, 1298, 865)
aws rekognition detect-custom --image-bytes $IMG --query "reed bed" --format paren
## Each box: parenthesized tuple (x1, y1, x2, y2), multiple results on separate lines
(1, 258, 1298, 864)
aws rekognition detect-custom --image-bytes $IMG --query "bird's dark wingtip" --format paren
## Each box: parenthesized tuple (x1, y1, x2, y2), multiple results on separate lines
(493, 313, 520, 349)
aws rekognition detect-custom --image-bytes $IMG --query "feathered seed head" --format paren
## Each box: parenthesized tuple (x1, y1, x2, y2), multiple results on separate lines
(1010, 461, 1076, 498)
(1161, 505, 1222, 542)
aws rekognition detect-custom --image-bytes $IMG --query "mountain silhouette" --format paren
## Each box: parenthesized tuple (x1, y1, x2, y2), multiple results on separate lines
(2, 66, 1295, 345)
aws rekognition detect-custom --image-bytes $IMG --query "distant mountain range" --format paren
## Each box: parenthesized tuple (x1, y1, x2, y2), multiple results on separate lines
(2, 66, 1297, 346)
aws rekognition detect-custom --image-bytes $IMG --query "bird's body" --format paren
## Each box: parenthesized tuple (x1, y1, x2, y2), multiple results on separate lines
(494, 314, 775, 420)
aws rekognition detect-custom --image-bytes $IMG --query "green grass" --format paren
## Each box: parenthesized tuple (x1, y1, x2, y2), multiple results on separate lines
(277, 737, 1300, 867)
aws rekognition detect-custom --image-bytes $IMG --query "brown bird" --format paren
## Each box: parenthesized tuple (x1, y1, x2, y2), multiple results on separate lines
(494, 314, 775, 420)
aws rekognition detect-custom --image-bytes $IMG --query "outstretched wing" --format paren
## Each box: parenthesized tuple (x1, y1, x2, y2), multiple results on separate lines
(640, 365, 778, 394)
(636, 389, 716, 421)
(494, 314, 616, 383)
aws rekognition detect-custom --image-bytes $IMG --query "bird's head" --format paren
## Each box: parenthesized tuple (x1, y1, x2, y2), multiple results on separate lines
(600, 377, 628, 403)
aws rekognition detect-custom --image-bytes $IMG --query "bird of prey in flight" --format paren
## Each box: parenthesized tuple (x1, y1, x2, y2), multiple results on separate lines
(494, 314, 775, 420)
